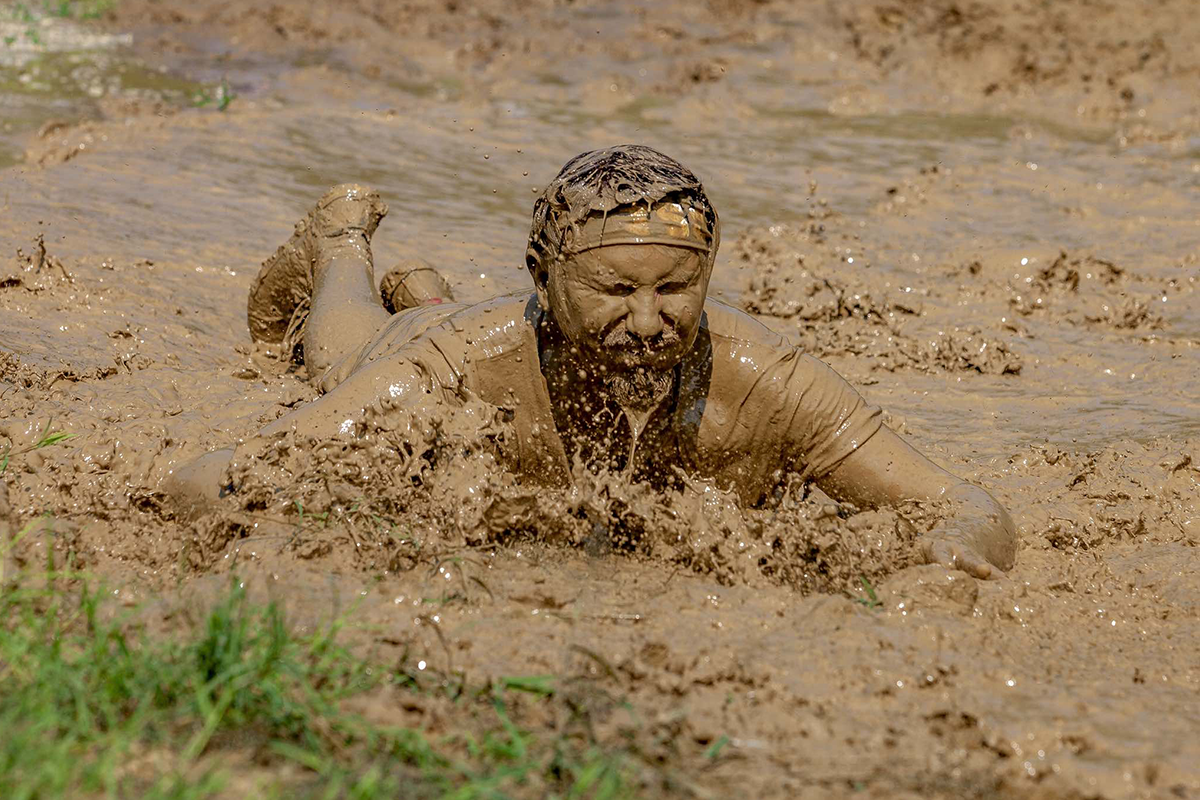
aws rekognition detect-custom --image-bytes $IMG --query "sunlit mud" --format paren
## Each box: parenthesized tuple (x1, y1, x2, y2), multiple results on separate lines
(2, 0, 1198, 796)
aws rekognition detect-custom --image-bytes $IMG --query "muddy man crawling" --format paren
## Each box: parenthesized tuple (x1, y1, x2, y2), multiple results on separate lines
(172, 145, 1016, 578)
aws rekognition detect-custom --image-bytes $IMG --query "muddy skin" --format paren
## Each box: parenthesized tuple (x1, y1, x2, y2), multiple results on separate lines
(4, 1, 1200, 795)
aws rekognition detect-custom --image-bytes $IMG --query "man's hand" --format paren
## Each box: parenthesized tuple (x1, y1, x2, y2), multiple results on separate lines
(818, 426, 1017, 578)
(920, 526, 1001, 580)
(918, 482, 1016, 580)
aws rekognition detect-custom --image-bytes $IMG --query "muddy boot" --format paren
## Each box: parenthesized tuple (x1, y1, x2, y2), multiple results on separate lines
(380, 262, 455, 313)
(246, 183, 388, 361)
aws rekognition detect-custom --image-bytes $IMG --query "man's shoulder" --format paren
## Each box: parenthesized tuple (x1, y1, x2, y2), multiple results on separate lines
(688, 298, 826, 406)
(699, 298, 793, 356)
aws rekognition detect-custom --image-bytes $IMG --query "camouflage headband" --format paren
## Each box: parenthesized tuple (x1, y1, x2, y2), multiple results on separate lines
(526, 144, 720, 275)
(568, 201, 712, 254)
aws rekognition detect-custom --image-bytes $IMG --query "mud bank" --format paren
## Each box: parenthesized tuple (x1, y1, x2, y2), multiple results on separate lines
(2, 0, 1199, 796)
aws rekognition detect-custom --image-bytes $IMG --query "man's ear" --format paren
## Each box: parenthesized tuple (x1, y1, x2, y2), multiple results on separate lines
(531, 262, 551, 311)
(526, 248, 551, 311)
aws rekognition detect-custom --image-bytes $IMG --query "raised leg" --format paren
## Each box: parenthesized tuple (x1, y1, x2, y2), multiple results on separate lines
(302, 187, 392, 377)
(246, 184, 391, 380)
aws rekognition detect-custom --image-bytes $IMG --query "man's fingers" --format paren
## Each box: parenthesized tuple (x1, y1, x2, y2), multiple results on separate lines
(945, 541, 992, 579)
(962, 554, 993, 580)
(924, 537, 1000, 581)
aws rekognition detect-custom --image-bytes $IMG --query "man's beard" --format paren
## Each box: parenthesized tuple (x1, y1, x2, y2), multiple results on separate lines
(602, 324, 680, 412)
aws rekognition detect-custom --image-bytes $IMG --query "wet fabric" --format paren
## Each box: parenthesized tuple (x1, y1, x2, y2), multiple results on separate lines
(320, 293, 882, 505)
(568, 201, 711, 254)
(526, 144, 720, 274)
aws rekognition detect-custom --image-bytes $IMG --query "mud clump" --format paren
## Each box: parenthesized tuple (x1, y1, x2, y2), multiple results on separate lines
(1001, 250, 1165, 332)
(735, 226, 1023, 375)
(2, 234, 72, 291)
(199, 398, 927, 594)
(477, 469, 927, 594)
(876, 328, 1022, 375)
(203, 396, 513, 573)
(1006, 438, 1199, 554)
(0, 352, 49, 391)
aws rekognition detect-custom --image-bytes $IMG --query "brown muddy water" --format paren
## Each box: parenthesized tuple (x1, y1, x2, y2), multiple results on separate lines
(2, 0, 1199, 796)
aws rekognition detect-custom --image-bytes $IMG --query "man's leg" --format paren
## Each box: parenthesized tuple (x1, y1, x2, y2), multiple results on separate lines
(247, 184, 457, 382)
(247, 184, 391, 380)
(380, 262, 455, 313)
(302, 186, 393, 377)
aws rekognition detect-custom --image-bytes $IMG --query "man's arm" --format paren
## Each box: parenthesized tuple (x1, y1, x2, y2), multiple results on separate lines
(816, 426, 1017, 579)
(165, 355, 437, 517)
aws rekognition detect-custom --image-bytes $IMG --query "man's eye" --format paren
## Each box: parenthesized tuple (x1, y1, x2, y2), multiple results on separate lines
(610, 284, 635, 296)
(659, 282, 688, 294)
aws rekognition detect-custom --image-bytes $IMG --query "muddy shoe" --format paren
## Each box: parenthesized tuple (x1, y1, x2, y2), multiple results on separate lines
(246, 183, 388, 359)
(380, 261, 455, 313)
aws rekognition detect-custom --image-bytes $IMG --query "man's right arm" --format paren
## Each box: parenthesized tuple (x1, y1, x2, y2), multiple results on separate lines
(165, 354, 439, 517)
(773, 348, 1015, 577)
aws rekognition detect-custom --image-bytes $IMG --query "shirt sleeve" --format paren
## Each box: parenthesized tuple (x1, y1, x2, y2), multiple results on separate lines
(778, 352, 883, 481)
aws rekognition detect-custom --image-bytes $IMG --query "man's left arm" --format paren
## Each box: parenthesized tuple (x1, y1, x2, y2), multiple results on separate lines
(816, 426, 1017, 579)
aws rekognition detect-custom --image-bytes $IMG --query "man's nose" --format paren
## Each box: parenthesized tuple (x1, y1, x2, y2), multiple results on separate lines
(625, 289, 664, 339)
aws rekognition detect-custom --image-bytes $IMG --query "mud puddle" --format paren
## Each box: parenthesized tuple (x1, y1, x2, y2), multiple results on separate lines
(0, 3, 223, 167)
(3, 0, 1199, 796)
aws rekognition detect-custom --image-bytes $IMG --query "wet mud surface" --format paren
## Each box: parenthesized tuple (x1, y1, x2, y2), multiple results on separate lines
(2, 0, 1199, 796)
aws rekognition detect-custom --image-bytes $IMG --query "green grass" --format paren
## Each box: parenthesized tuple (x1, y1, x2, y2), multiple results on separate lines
(3, 0, 117, 51)
(0, 565, 638, 799)
(11, 2, 37, 23)
(192, 77, 235, 112)
(42, 0, 117, 19)
(14, 0, 116, 21)
(0, 422, 74, 474)
(851, 577, 882, 610)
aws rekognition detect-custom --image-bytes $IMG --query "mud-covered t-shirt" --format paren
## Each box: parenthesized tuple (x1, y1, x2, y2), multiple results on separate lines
(322, 293, 882, 505)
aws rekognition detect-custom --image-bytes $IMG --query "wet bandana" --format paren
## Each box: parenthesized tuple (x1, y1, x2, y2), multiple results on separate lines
(526, 144, 720, 273)
(567, 201, 712, 254)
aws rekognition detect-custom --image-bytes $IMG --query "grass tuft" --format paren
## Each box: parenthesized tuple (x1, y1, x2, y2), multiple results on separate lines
(193, 77, 235, 112)
(0, 420, 74, 474)
(0, 566, 639, 798)
(852, 576, 882, 609)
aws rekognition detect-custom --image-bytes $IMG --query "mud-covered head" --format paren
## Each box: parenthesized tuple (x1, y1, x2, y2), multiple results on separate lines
(527, 145, 721, 411)
(526, 144, 720, 275)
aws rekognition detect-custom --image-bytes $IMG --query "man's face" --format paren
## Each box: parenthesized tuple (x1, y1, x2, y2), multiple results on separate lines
(536, 242, 711, 375)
